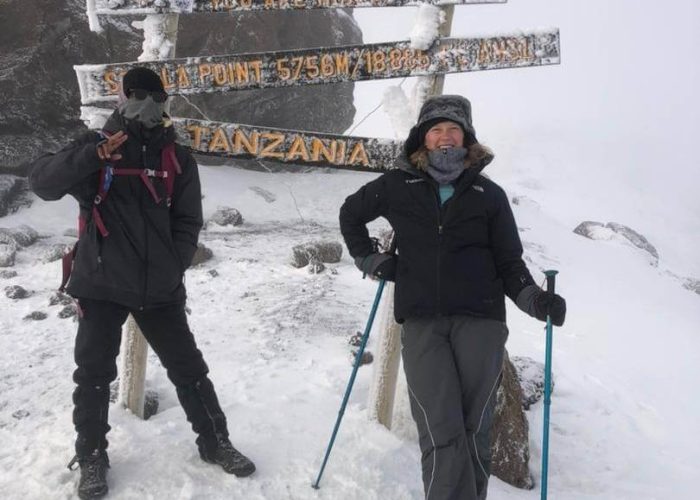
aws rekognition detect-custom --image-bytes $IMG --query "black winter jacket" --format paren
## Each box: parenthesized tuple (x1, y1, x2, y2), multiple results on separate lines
(339, 147, 535, 323)
(29, 111, 203, 309)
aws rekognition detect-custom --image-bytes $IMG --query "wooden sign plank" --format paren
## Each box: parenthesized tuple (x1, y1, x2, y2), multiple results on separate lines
(84, 107, 403, 171)
(75, 30, 560, 103)
(92, 0, 506, 15)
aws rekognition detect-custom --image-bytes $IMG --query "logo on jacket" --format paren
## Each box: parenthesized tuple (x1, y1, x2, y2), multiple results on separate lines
(406, 179, 425, 184)
(472, 184, 484, 192)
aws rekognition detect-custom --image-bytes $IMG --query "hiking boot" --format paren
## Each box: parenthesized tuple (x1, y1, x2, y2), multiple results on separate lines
(197, 435, 256, 477)
(68, 449, 109, 500)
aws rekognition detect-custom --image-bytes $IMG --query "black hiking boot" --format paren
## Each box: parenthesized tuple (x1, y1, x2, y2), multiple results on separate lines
(197, 435, 256, 477)
(68, 449, 109, 499)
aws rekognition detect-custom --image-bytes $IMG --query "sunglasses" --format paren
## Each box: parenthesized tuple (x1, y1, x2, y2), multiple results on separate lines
(129, 88, 168, 103)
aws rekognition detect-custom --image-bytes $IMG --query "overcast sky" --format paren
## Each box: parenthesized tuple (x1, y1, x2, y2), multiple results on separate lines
(351, 0, 700, 273)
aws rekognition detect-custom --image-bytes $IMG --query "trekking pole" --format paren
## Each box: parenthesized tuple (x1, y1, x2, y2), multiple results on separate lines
(541, 269, 558, 500)
(312, 278, 386, 490)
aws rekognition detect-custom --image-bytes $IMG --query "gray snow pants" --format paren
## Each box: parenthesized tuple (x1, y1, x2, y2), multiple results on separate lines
(401, 315, 508, 500)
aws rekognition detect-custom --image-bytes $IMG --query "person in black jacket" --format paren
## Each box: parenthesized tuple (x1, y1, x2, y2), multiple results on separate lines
(29, 67, 254, 500)
(339, 95, 566, 500)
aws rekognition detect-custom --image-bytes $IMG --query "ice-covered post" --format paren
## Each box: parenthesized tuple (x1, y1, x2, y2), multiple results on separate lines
(368, 5, 454, 431)
(119, 12, 180, 419)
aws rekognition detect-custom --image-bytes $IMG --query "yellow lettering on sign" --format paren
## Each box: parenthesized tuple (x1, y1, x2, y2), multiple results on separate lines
(213, 64, 227, 86)
(260, 133, 285, 158)
(177, 66, 191, 88)
(233, 129, 260, 155)
(240, 0, 252, 7)
(264, 0, 275, 7)
(249, 60, 262, 83)
(104, 71, 120, 94)
(292, 0, 306, 6)
(160, 67, 175, 90)
(209, 128, 231, 153)
(334, 53, 349, 75)
(336, 140, 346, 164)
(186, 125, 204, 151)
(286, 136, 310, 162)
(198, 64, 212, 84)
(311, 138, 337, 163)
(234, 62, 249, 83)
(348, 142, 369, 167)
(320, 54, 335, 77)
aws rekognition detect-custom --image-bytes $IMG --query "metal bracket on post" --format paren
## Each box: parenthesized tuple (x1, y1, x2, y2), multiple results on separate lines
(118, 12, 180, 419)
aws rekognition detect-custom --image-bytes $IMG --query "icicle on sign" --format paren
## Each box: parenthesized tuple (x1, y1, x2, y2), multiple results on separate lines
(84, 108, 402, 171)
(92, 0, 506, 15)
(75, 31, 560, 104)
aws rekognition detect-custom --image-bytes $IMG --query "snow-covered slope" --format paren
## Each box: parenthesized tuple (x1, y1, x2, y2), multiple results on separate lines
(1, 1, 699, 499)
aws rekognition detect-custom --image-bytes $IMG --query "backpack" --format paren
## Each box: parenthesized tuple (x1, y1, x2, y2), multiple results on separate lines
(59, 130, 182, 293)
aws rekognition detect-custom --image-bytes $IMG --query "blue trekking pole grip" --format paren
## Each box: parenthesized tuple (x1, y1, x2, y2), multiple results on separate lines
(541, 269, 558, 500)
(312, 279, 386, 490)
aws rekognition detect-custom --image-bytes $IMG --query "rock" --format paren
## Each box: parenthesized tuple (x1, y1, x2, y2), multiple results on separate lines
(143, 390, 160, 420)
(24, 311, 48, 321)
(0, 245, 16, 267)
(209, 207, 243, 227)
(58, 304, 78, 319)
(0, 176, 31, 216)
(511, 356, 551, 410)
(492, 352, 534, 490)
(351, 350, 373, 366)
(49, 291, 74, 306)
(249, 186, 277, 203)
(109, 382, 159, 419)
(207, 269, 219, 277)
(605, 222, 659, 261)
(43, 243, 71, 263)
(291, 240, 343, 268)
(308, 258, 325, 274)
(12, 409, 30, 420)
(683, 278, 700, 295)
(190, 243, 213, 266)
(4, 285, 30, 299)
(0, 225, 38, 247)
(0, 1, 360, 172)
(573, 221, 605, 239)
(0, 270, 17, 279)
(348, 331, 362, 347)
(574, 220, 659, 264)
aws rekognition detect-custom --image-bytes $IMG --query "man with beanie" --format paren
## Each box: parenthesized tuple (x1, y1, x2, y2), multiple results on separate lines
(339, 95, 566, 500)
(28, 67, 255, 499)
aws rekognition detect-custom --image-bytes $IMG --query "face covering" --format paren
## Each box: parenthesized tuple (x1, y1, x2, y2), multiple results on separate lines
(426, 147, 467, 184)
(119, 95, 165, 129)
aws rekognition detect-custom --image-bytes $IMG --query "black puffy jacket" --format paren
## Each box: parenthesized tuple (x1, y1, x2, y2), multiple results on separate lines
(29, 111, 202, 309)
(339, 146, 535, 323)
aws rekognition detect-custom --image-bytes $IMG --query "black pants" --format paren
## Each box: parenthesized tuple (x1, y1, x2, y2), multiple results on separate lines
(73, 298, 228, 456)
(401, 316, 507, 500)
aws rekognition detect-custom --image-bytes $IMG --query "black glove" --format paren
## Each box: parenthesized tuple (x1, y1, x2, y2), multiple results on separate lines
(533, 291, 567, 326)
(354, 253, 397, 281)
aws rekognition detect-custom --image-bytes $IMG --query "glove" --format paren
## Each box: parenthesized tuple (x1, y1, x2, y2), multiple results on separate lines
(354, 253, 397, 281)
(533, 291, 567, 327)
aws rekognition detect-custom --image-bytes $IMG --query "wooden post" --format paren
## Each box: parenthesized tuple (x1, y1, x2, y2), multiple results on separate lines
(118, 13, 180, 418)
(368, 6, 455, 431)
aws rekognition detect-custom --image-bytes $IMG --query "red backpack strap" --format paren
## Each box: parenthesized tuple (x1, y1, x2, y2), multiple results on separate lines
(161, 144, 181, 207)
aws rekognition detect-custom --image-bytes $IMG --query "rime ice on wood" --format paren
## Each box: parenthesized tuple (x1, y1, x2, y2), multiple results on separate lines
(74, 31, 561, 104)
(410, 5, 445, 50)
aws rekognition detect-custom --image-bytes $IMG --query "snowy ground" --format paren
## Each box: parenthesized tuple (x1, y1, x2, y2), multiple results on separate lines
(1, 159, 699, 499)
(2, 1, 699, 499)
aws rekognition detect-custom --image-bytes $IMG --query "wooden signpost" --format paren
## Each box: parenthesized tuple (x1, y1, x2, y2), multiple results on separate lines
(76, 31, 560, 104)
(84, 107, 403, 171)
(91, 0, 506, 15)
(79, 1, 559, 439)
